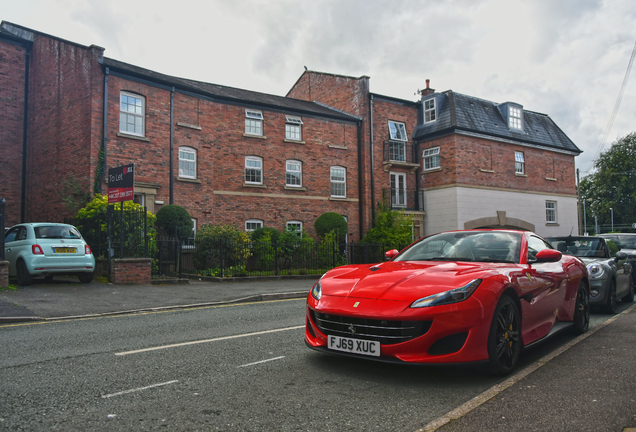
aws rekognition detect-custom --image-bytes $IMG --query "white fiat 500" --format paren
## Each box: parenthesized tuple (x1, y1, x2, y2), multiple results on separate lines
(4, 223, 95, 285)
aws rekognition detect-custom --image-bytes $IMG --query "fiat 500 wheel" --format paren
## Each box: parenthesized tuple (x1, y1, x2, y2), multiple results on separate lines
(487, 295, 521, 376)
(572, 281, 590, 335)
(16, 260, 34, 286)
(78, 272, 94, 283)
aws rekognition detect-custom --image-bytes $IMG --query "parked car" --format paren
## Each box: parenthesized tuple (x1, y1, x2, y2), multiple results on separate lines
(305, 229, 589, 376)
(598, 233, 636, 284)
(3, 223, 95, 285)
(547, 236, 633, 313)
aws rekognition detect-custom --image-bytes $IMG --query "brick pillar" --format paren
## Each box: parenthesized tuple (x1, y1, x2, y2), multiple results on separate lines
(0, 261, 9, 289)
(109, 258, 152, 285)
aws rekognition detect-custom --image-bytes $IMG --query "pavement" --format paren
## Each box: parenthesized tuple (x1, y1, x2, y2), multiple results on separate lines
(2, 276, 636, 432)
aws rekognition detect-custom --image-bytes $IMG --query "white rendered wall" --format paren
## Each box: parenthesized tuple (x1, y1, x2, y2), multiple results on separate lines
(423, 187, 578, 237)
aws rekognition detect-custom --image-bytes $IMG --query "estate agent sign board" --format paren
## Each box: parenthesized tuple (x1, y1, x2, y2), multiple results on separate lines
(108, 163, 135, 204)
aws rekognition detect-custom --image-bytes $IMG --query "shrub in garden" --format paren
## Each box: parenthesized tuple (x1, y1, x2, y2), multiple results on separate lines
(194, 224, 250, 272)
(155, 204, 193, 238)
(250, 227, 281, 243)
(314, 212, 348, 239)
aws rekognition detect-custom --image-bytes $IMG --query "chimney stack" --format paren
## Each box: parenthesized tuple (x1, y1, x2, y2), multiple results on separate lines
(421, 79, 435, 98)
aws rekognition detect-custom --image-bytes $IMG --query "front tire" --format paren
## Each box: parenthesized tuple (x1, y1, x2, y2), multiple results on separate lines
(571, 281, 590, 334)
(16, 260, 34, 286)
(78, 272, 94, 283)
(487, 295, 521, 376)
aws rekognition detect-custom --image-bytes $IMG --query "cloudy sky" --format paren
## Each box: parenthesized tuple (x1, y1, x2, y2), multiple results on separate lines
(2, 0, 635, 176)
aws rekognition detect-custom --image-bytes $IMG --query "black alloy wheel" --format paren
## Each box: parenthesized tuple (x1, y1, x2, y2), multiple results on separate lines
(572, 281, 590, 334)
(487, 295, 521, 376)
(16, 260, 34, 286)
(605, 280, 617, 314)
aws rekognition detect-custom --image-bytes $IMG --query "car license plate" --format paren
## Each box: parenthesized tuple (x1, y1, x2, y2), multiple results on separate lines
(328, 335, 380, 357)
(54, 247, 77, 253)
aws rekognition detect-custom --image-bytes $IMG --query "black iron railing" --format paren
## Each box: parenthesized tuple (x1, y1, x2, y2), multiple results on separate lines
(381, 188, 424, 211)
(383, 140, 417, 164)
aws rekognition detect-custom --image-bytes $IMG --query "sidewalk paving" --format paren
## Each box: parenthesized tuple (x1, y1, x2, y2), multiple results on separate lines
(0, 276, 316, 322)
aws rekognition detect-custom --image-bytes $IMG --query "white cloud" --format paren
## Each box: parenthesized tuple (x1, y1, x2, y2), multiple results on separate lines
(1, 0, 635, 175)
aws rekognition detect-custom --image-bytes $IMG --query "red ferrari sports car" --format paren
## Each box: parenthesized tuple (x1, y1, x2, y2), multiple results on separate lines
(305, 230, 590, 375)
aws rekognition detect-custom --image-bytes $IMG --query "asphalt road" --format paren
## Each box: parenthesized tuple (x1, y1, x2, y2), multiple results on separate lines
(0, 298, 631, 431)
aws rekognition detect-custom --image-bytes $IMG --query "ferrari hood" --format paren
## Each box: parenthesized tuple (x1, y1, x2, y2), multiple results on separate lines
(320, 261, 508, 302)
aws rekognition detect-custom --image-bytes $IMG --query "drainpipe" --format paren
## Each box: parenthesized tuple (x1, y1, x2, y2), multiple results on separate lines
(369, 94, 376, 227)
(20, 49, 30, 223)
(100, 67, 109, 193)
(170, 87, 175, 204)
(357, 121, 363, 239)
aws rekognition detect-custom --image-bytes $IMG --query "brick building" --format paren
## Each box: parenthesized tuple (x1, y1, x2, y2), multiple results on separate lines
(288, 74, 581, 237)
(1, 21, 582, 240)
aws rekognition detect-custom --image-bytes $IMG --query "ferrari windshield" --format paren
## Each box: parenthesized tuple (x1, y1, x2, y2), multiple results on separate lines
(394, 231, 522, 263)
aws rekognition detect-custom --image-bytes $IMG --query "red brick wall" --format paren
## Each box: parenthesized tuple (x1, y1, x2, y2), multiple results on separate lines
(371, 98, 419, 206)
(420, 134, 577, 195)
(287, 72, 371, 235)
(0, 40, 27, 226)
(0, 261, 8, 288)
(110, 258, 151, 284)
(25, 35, 104, 222)
(103, 78, 361, 239)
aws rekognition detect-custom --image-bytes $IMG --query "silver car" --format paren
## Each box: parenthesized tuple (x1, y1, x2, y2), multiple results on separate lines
(598, 233, 636, 285)
(547, 236, 633, 313)
(4, 223, 96, 285)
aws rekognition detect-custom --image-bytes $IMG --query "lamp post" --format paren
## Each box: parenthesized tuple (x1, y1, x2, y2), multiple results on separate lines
(610, 207, 614, 232)
(582, 197, 587, 235)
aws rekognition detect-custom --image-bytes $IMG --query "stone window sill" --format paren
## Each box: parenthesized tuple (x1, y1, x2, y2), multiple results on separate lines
(243, 183, 267, 188)
(284, 139, 305, 145)
(284, 186, 306, 191)
(479, 169, 494, 173)
(515, 173, 528, 177)
(243, 133, 267, 139)
(177, 122, 202, 130)
(328, 145, 348, 150)
(117, 132, 150, 142)
(545, 177, 557, 182)
(176, 177, 201, 184)
(423, 167, 442, 173)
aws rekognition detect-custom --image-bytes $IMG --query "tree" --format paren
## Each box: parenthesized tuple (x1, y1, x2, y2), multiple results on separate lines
(360, 205, 414, 246)
(580, 133, 636, 233)
(155, 204, 193, 238)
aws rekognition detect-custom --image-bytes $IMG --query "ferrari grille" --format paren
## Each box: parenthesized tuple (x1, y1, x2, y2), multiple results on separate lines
(310, 310, 432, 345)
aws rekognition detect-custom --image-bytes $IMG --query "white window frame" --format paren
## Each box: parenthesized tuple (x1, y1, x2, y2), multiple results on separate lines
(285, 116, 303, 141)
(178, 146, 197, 179)
(286, 221, 303, 236)
(245, 219, 263, 232)
(390, 172, 407, 208)
(424, 98, 436, 123)
(515, 151, 525, 175)
(388, 121, 407, 141)
(546, 201, 557, 223)
(330, 166, 347, 198)
(245, 156, 263, 185)
(245, 109, 264, 136)
(509, 106, 523, 130)
(120, 92, 145, 136)
(286, 160, 302, 187)
(423, 147, 440, 171)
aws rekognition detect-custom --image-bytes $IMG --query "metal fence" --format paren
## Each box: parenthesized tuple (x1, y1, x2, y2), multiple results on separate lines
(152, 238, 408, 278)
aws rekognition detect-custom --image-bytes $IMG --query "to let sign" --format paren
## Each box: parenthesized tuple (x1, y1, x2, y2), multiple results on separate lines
(108, 164, 135, 203)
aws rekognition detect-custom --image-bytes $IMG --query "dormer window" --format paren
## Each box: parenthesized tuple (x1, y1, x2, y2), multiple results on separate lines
(424, 98, 436, 123)
(509, 106, 522, 130)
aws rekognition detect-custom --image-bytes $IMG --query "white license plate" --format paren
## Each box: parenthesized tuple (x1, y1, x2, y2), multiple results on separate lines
(328, 335, 380, 357)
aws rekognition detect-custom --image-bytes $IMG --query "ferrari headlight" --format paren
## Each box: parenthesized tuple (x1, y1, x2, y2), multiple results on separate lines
(411, 279, 482, 308)
(311, 279, 322, 301)
(587, 263, 605, 279)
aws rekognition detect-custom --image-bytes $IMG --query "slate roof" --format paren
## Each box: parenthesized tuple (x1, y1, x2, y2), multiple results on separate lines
(413, 91, 581, 154)
(103, 58, 360, 122)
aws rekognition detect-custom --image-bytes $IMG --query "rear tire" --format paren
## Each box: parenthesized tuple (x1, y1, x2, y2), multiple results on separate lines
(16, 260, 33, 286)
(78, 272, 94, 284)
(571, 281, 590, 335)
(44, 275, 54, 283)
(486, 295, 521, 376)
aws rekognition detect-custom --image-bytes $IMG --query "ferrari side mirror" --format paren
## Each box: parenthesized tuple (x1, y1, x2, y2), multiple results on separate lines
(385, 249, 399, 260)
(534, 249, 562, 263)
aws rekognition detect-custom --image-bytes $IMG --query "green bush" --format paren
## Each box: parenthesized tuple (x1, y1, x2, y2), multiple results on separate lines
(250, 227, 281, 243)
(360, 206, 413, 247)
(314, 212, 348, 239)
(194, 224, 250, 270)
(155, 205, 193, 238)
